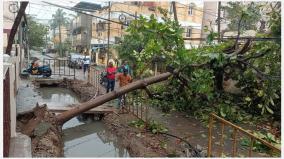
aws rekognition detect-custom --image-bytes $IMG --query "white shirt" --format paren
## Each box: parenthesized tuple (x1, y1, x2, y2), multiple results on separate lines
(84, 59, 90, 65)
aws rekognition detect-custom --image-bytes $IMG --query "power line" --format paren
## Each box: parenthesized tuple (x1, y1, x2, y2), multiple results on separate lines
(42, 1, 126, 26)
(184, 37, 281, 41)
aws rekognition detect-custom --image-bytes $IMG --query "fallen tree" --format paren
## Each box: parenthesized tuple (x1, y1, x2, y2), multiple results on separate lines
(56, 72, 172, 124)
(17, 72, 174, 157)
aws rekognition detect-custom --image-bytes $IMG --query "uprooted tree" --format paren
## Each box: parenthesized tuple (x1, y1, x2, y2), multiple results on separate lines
(116, 4, 281, 124)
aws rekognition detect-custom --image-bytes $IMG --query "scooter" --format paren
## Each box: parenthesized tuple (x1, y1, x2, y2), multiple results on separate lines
(24, 63, 52, 77)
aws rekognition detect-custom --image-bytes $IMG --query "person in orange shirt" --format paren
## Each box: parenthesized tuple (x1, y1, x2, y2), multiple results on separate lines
(117, 68, 132, 112)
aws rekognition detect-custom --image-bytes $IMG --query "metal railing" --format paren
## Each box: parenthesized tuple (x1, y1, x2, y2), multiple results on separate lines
(126, 90, 149, 124)
(88, 65, 102, 94)
(43, 58, 76, 79)
(207, 113, 281, 157)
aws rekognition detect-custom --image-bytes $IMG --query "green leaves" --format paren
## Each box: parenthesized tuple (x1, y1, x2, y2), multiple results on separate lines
(27, 16, 49, 49)
(241, 132, 280, 156)
(224, 2, 262, 31)
(128, 119, 145, 128)
(116, 11, 185, 78)
(148, 120, 168, 134)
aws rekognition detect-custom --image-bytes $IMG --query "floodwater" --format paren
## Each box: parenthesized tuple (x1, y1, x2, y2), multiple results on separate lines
(36, 87, 80, 107)
(17, 79, 129, 157)
(63, 118, 129, 157)
(16, 80, 80, 113)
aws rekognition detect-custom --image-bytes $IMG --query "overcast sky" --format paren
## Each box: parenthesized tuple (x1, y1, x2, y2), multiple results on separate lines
(26, 0, 204, 24)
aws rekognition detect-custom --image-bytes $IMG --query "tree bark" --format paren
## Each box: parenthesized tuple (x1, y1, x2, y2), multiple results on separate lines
(56, 72, 172, 124)
(6, 2, 29, 55)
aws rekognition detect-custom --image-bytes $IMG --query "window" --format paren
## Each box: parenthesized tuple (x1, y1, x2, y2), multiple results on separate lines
(188, 6, 193, 15)
(131, 1, 141, 6)
(148, 6, 156, 11)
(186, 28, 192, 37)
(96, 21, 105, 32)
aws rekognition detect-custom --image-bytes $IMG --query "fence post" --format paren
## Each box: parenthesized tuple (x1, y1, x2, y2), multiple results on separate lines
(207, 114, 214, 157)
(73, 63, 75, 80)
(64, 60, 66, 75)
(58, 60, 60, 76)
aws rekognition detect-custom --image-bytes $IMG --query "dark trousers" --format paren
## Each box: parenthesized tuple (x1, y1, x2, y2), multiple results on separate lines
(83, 64, 89, 73)
(107, 79, 115, 93)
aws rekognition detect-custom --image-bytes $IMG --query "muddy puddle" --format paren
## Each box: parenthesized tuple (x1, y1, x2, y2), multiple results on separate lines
(36, 87, 80, 107)
(16, 80, 80, 113)
(63, 118, 129, 157)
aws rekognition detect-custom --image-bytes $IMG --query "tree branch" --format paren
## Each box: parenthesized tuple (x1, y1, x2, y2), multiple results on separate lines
(241, 49, 271, 61)
(237, 60, 280, 80)
(234, 13, 244, 50)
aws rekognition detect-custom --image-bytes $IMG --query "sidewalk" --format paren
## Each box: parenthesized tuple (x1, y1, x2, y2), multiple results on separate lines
(9, 133, 32, 157)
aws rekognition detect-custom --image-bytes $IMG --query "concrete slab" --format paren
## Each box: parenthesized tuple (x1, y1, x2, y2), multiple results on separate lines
(9, 133, 32, 157)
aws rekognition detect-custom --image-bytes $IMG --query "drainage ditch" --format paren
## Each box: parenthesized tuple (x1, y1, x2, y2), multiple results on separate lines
(17, 79, 130, 157)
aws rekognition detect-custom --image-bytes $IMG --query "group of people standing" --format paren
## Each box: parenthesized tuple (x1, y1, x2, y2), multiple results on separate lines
(105, 60, 132, 112)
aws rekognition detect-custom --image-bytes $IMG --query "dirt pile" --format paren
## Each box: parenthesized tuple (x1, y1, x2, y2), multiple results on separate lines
(17, 104, 63, 157)
(103, 113, 169, 157)
(60, 78, 98, 101)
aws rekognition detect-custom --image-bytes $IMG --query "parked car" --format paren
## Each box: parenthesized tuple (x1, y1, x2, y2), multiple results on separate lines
(42, 49, 47, 55)
(68, 53, 84, 69)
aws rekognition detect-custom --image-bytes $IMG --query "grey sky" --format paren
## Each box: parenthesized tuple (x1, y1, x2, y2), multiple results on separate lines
(26, 0, 105, 24)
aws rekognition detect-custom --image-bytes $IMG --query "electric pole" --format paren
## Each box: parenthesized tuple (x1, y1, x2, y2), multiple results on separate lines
(217, 1, 221, 43)
(46, 26, 48, 53)
(59, 16, 62, 57)
(172, 1, 178, 23)
(107, 1, 111, 65)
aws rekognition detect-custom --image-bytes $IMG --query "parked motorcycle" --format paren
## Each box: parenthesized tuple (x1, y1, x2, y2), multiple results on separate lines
(24, 63, 52, 77)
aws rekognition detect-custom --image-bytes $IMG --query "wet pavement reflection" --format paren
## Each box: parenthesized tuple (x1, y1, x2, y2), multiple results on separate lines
(63, 117, 129, 157)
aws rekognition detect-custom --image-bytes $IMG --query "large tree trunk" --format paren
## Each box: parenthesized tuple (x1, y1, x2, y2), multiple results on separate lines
(6, 2, 29, 55)
(56, 72, 172, 124)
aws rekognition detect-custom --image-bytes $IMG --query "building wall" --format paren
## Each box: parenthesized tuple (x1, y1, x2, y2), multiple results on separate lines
(3, 57, 20, 138)
(201, 2, 218, 40)
(90, 1, 204, 63)
(3, 1, 26, 139)
(71, 13, 92, 53)
(53, 26, 68, 43)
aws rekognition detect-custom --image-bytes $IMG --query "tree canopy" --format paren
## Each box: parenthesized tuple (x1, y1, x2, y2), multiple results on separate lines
(27, 16, 48, 49)
(223, 2, 262, 31)
(116, 3, 281, 124)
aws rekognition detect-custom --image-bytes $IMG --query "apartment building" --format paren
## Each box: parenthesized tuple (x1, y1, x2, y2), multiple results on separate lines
(91, 1, 204, 64)
(53, 26, 68, 45)
(70, 2, 101, 54)
(200, 1, 277, 41)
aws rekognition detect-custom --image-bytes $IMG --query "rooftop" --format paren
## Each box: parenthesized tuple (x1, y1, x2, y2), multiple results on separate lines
(72, 2, 101, 12)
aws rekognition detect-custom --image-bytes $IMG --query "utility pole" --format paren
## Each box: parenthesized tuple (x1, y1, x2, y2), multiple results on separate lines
(45, 27, 48, 52)
(217, 1, 221, 43)
(172, 1, 178, 23)
(107, 1, 111, 65)
(59, 17, 62, 57)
